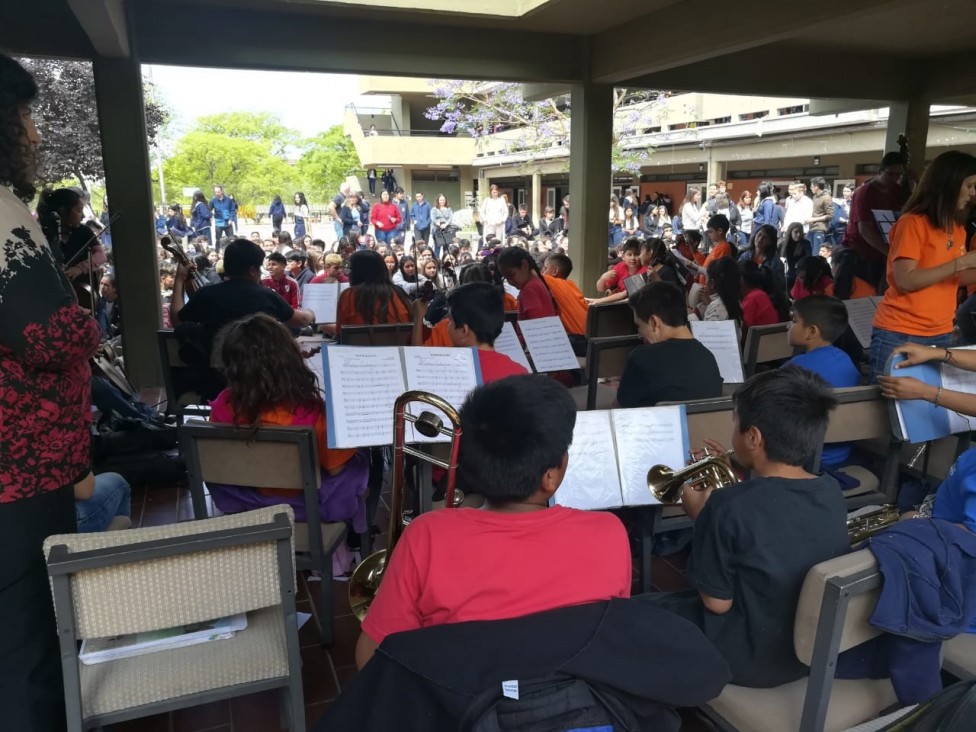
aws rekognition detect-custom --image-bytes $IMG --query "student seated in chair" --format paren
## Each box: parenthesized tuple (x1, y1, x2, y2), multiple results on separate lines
(616, 281, 722, 408)
(355, 375, 632, 669)
(542, 253, 588, 349)
(652, 367, 849, 687)
(785, 295, 862, 469)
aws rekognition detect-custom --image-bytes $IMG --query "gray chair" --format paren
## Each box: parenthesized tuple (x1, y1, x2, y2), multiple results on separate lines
(570, 334, 641, 411)
(702, 549, 897, 732)
(45, 506, 304, 732)
(944, 633, 976, 680)
(742, 321, 794, 378)
(156, 329, 210, 421)
(339, 322, 414, 346)
(179, 422, 351, 645)
(584, 300, 637, 340)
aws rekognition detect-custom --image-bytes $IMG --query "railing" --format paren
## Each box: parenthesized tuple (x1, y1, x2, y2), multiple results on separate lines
(345, 102, 458, 138)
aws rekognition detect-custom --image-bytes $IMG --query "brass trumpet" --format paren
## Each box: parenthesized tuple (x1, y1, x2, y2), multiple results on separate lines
(647, 450, 737, 504)
(847, 505, 901, 545)
(348, 391, 463, 622)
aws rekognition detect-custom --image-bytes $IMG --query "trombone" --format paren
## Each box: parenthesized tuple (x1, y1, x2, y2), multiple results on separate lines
(349, 391, 463, 622)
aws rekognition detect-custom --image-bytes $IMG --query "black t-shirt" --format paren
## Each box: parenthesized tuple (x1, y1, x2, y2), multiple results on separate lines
(617, 338, 722, 408)
(692, 473, 849, 687)
(331, 192, 345, 214)
(178, 277, 294, 356)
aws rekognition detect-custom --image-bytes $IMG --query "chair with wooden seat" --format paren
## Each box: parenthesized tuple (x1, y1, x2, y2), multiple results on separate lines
(157, 329, 210, 421)
(338, 322, 414, 346)
(45, 506, 305, 732)
(702, 549, 897, 732)
(179, 422, 351, 645)
(569, 334, 641, 411)
(742, 322, 794, 378)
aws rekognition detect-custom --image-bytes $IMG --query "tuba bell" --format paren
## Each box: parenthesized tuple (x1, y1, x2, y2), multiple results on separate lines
(646, 450, 737, 504)
(348, 391, 463, 622)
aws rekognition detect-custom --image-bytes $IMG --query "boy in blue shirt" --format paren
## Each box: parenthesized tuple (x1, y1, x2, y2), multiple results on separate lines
(785, 295, 860, 467)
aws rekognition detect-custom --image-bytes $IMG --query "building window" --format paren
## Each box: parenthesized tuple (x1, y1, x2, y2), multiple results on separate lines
(739, 111, 770, 121)
(777, 104, 809, 116)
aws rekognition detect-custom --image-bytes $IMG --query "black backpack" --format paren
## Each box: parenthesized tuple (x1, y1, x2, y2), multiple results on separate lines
(880, 680, 976, 731)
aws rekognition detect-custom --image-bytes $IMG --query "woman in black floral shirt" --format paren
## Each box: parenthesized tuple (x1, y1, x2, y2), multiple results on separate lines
(0, 54, 101, 731)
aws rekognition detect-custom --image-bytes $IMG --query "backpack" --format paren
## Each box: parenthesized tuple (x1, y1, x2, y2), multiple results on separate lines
(878, 680, 976, 731)
(460, 676, 641, 732)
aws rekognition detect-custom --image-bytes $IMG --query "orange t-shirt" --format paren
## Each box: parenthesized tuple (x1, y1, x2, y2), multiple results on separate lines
(699, 241, 733, 283)
(503, 292, 519, 312)
(873, 213, 966, 336)
(336, 286, 413, 331)
(543, 275, 588, 336)
(425, 318, 453, 347)
(848, 276, 875, 300)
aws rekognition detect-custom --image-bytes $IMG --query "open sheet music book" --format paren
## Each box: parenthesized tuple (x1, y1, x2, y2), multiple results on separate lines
(690, 320, 743, 383)
(321, 346, 483, 448)
(302, 282, 351, 324)
(517, 316, 580, 372)
(494, 322, 533, 373)
(554, 405, 690, 510)
(885, 348, 976, 444)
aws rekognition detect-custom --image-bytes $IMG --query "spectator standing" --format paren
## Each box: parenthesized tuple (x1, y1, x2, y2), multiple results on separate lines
(330, 182, 350, 243)
(293, 192, 309, 240)
(339, 192, 365, 237)
(430, 194, 454, 259)
(393, 187, 409, 240)
(783, 183, 813, 234)
(680, 186, 703, 234)
(737, 190, 754, 239)
(370, 189, 402, 246)
(807, 177, 834, 253)
(190, 190, 212, 245)
(269, 195, 285, 233)
(210, 185, 235, 245)
(411, 191, 432, 247)
(367, 168, 377, 196)
(479, 185, 508, 244)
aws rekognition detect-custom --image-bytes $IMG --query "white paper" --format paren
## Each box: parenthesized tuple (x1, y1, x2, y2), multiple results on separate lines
(324, 347, 406, 448)
(941, 352, 976, 434)
(302, 283, 340, 323)
(555, 411, 623, 510)
(494, 322, 533, 373)
(691, 320, 743, 383)
(611, 406, 688, 506)
(518, 316, 579, 372)
(401, 347, 480, 443)
(843, 298, 878, 350)
(502, 680, 519, 701)
(869, 295, 883, 307)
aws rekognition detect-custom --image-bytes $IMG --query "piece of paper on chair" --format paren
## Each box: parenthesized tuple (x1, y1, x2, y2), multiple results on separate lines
(494, 322, 533, 373)
(302, 283, 341, 324)
(843, 298, 878, 350)
(691, 320, 743, 383)
(518, 317, 579, 372)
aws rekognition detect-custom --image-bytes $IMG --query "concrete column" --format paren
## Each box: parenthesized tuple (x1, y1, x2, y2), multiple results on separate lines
(885, 99, 930, 159)
(706, 151, 722, 187)
(568, 81, 613, 297)
(93, 55, 162, 389)
(531, 171, 543, 228)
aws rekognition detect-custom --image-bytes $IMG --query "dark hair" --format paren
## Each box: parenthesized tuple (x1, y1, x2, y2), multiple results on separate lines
(497, 246, 559, 313)
(0, 55, 38, 201)
(880, 151, 907, 169)
(621, 237, 641, 254)
(220, 314, 321, 430)
(36, 187, 81, 242)
(192, 190, 207, 206)
(448, 282, 504, 346)
(266, 252, 287, 265)
(830, 248, 859, 300)
(629, 280, 688, 328)
(758, 181, 775, 199)
(294, 191, 308, 207)
(793, 295, 849, 344)
(781, 222, 807, 260)
(796, 255, 832, 295)
(223, 238, 265, 277)
(545, 253, 573, 277)
(272, 194, 282, 205)
(458, 375, 576, 502)
(398, 255, 419, 283)
(193, 254, 210, 271)
(707, 257, 744, 322)
(902, 150, 976, 230)
(348, 249, 410, 324)
(285, 250, 307, 263)
(684, 229, 703, 250)
(810, 176, 827, 191)
(706, 214, 730, 235)
(740, 260, 790, 320)
(733, 367, 836, 466)
(278, 231, 293, 247)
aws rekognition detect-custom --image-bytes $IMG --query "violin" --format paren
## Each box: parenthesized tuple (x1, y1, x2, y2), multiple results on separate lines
(160, 235, 208, 294)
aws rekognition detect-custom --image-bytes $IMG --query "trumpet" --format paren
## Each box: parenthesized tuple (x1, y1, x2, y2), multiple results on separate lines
(348, 391, 463, 622)
(647, 449, 737, 504)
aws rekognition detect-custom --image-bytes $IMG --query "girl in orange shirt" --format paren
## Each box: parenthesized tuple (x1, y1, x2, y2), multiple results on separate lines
(336, 249, 413, 333)
(869, 150, 976, 382)
(831, 249, 876, 300)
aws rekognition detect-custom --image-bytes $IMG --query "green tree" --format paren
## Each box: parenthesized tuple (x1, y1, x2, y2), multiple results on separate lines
(294, 126, 362, 198)
(195, 111, 299, 157)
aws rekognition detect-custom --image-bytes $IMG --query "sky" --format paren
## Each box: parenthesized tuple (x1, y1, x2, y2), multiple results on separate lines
(143, 65, 369, 142)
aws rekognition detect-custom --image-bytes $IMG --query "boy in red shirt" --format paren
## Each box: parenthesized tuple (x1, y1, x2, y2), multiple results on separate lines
(261, 251, 301, 309)
(596, 237, 646, 294)
(355, 375, 632, 668)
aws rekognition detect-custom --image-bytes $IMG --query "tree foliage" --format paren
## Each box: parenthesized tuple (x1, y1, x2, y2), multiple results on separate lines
(195, 111, 299, 157)
(294, 126, 361, 198)
(425, 81, 667, 174)
(18, 57, 168, 190)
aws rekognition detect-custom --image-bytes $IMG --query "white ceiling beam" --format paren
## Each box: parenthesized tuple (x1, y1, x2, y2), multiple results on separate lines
(67, 0, 129, 57)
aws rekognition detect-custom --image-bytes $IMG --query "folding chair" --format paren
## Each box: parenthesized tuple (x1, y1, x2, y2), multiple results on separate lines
(702, 549, 897, 732)
(45, 506, 305, 731)
(179, 422, 351, 645)
(742, 322, 794, 378)
(339, 322, 414, 346)
(569, 334, 641, 411)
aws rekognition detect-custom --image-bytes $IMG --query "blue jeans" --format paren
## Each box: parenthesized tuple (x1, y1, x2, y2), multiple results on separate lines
(76, 472, 131, 532)
(809, 230, 825, 252)
(375, 229, 393, 245)
(608, 224, 623, 248)
(868, 327, 953, 384)
(333, 220, 343, 243)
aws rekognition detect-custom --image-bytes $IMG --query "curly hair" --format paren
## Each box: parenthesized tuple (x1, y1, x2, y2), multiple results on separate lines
(35, 187, 80, 242)
(219, 314, 321, 429)
(0, 54, 39, 202)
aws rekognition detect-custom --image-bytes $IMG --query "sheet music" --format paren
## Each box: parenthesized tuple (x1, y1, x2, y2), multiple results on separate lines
(322, 347, 406, 448)
(494, 322, 533, 373)
(869, 295, 883, 307)
(871, 210, 899, 246)
(518, 316, 580, 372)
(555, 411, 623, 510)
(401, 347, 481, 443)
(941, 349, 976, 434)
(302, 283, 340, 324)
(690, 320, 743, 383)
(843, 298, 878, 350)
(611, 406, 688, 506)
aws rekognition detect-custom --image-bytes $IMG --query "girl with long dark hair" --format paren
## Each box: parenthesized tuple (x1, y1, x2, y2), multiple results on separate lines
(190, 189, 211, 242)
(293, 191, 309, 239)
(336, 249, 413, 331)
(497, 245, 559, 321)
(791, 255, 834, 300)
(699, 256, 743, 323)
(393, 254, 421, 296)
(782, 222, 811, 290)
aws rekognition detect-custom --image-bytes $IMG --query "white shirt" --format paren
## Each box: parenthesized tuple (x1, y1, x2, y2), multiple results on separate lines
(783, 195, 813, 233)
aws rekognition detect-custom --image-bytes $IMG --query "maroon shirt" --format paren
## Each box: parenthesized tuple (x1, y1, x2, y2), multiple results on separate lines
(261, 274, 301, 310)
(842, 180, 908, 264)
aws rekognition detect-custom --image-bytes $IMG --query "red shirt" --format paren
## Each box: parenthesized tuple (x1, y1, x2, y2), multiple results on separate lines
(370, 201, 402, 232)
(842, 180, 908, 264)
(261, 274, 301, 309)
(478, 349, 528, 382)
(741, 288, 780, 330)
(517, 275, 557, 320)
(310, 272, 349, 284)
(362, 506, 631, 644)
(607, 260, 647, 293)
